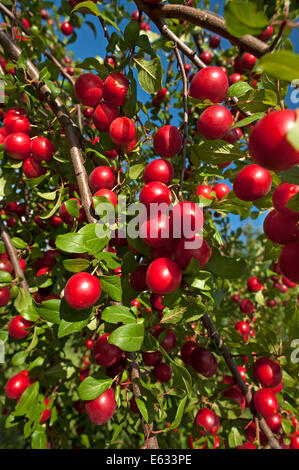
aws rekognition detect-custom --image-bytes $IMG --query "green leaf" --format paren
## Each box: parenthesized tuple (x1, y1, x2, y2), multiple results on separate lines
(228, 426, 243, 447)
(287, 114, 299, 152)
(286, 192, 299, 212)
(135, 57, 163, 94)
(64, 199, 80, 218)
(227, 81, 253, 98)
(78, 375, 113, 400)
(14, 289, 38, 322)
(128, 163, 146, 180)
(14, 382, 39, 417)
(63, 258, 90, 273)
(259, 51, 299, 83)
(191, 140, 243, 165)
(100, 275, 122, 301)
(224, 1, 268, 37)
(35, 299, 60, 324)
(72, 1, 121, 32)
(0, 271, 12, 283)
(205, 249, 246, 279)
(12, 237, 28, 249)
(109, 322, 144, 351)
(78, 224, 109, 256)
(165, 396, 187, 431)
(101, 305, 136, 324)
(231, 112, 265, 129)
(31, 427, 47, 449)
(237, 89, 277, 113)
(124, 21, 140, 49)
(58, 317, 90, 338)
(55, 233, 87, 253)
(279, 167, 299, 184)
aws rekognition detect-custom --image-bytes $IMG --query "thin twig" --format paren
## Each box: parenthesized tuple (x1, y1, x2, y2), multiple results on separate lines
(268, 0, 290, 52)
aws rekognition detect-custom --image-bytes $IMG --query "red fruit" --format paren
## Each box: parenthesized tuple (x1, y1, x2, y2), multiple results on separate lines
(153, 125, 182, 158)
(240, 299, 255, 315)
(139, 181, 172, 209)
(279, 242, 299, 284)
(283, 276, 297, 288)
(249, 110, 299, 171)
(247, 277, 263, 292)
(85, 338, 94, 349)
(214, 183, 230, 200)
(196, 185, 214, 200)
(258, 26, 273, 42)
(240, 53, 256, 70)
(61, 21, 73, 36)
(223, 386, 246, 411)
(31, 137, 55, 162)
(83, 107, 93, 119)
(74, 73, 104, 107)
(253, 358, 282, 388)
(109, 117, 136, 146)
(4, 132, 31, 159)
(130, 265, 148, 291)
(0, 287, 10, 306)
(231, 294, 240, 303)
(40, 398, 52, 424)
(272, 183, 299, 217)
(265, 413, 282, 433)
(199, 51, 212, 65)
(229, 73, 243, 85)
(131, 10, 143, 21)
(143, 159, 174, 185)
(5, 371, 32, 399)
(263, 210, 299, 245)
(253, 388, 279, 417)
(181, 341, 199, 366)
(64, 272, 101, 310)
(290, 434, 299, 449)
(92, 101, 119, 132)
(209, 35, 220, 48)
(89, 166, 116, 192)
(105, 356, 127, 378)
(191, 347, 217, 377)
(140, 212, 170, 247)
(23, 157, 46, 179)
(189, 67, 229, 103)
(3, 114, 30, 135)
(103, 72, 129, 106)
(85, 388, 116, 425)
(197, 106, 233, 140)
(94, 188, 117, 207)
(142, 351, 162, 366)
(59, 198, 85, 225)
(170, 201, 204, 239)
(146, 257, 182, 294)
(235, 443, 257, 449)
(94, 333, 122, 367)
(175, 236, 211, 269)
(37, 267, 51, 276)
(235, 321, 250, 336)
(0, 258, 13, 274)
(150, 293, 165, 311)
(224, 127, 242, 144)
(245, 421, 267, 445)
(268, 299, 276, 307)
(153, 327, 176, 353)
(9, 315, 33, 339)
(154, 363, 172, 383)
(195, 408, 220, 436)
(233, 164, 272, 201)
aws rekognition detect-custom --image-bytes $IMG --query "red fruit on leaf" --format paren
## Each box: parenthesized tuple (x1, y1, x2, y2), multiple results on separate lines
(9, 315, 33, 339)
(229, 73, 243, 85)
(199, 51, 212, 65)
(253, 388, 279, 417)
(59, 198, 85, 225)
(94, 189, 117, 207)
(247, 276, 263, 292)
(74, 73, 104, 107)
(195, 408, 220, 436)
(153, 327, 176, 353)
(240, 299, 255, 315)
(146, 257, 182, 295)
(40, 398, 52, 424)
(4, 132, 31, 160)
(23, 157, 46, 179)
(150, 293, 165, 311)
(253, 357, 282, 388)
(3, 114, 30, 135)
(143, 159, 174, 185)
(5, 371, 32, 400)
(209, 35, 221, 48)
(92, 101, 119, 132)
(175, 236, 211, 269)
(31, 137, 55, 162)
(265, 413, 282, 433)
(197, 106, 233, 140)
(103, 72, 129, 106)
(89, 166, 116, 192)
(245, 421, 267, 445)
(0, 286, 10, 306)
(154, 362, 172, 383)
(170, 201, 204, 239)
(240, 53, 256, 70)
(153, 125, 182, 158)
(94, 333, 122, 367)
(191, 347, 217, 377)
(85, 388, 116, 425)
(258, 26, 273, 42)
(196, 185, 214, 200)
(140, 212, 170, 248)
(109, 117, 136, 146)
(64, 272, 101, 310)
(223, 386, 246, 412)
(0, 258, 13, 274)
(263, 210, 299, 245)
(233, 164, 272, 202)
(181, 341, 199, 366)
(189, 67, 228, 103)
(235, 321, 250, 336)
(139, 181, 172, 209)
(214, 183, 230, 200)
(272, 182, 299, 217)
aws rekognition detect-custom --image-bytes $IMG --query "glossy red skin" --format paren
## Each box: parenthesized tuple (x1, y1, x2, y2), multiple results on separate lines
(59, 198, 85, 225)
(265, 413, 282, 433)
(142, 351, 162, 366)
(290, 434, 299, 449)
(150, 293, 165, 311)
(197, 106, 233, 140)
(189, 67, 228, 103)
(224, 127, 242, 144)
(195, 408, 220, 436)
(85, 338, 94, 349)
(272, 182, 299, 217)
(249, 110, 299, 171)
(3, 114, 30, 135)
(241, 53, 256, 70)
(105, 356, 127, 378)
(199, 51, 212, 65)
(40, 398, 52, 424)
(240, 299, 255, 314)
(4, 132, 31, 159)
(247, 276, 263, 292)
(83, 107, 93, 119)
(9, 315, 33, 339)
(175, 236, 211, 269)
(94, 333, 122, 367)
(104, 56, 115, 67)
(283, 276, 297, 288)
(5, 371, 32, 400)
(109, 117, 136, 146)
(235, 321, 250, 336)
(181, 341, 199, 366)
(263, 210, 299, 245)
(245, 421, 267, 445)
(103, 72, 129, 106)
(61, 21, 73, 36)
(94, 188, 117, 207)
(139, 181, 172, 209)
(229, 73, 243, 85)
(170, 201, 204, 239)
(235, 443, 257, 449)
(0, 258, 13, 274)
(92, 101, 119, 132)
(37, 267, 51, 276)
(154, 327, 176, 353)
(74, 73, 103, 107)
(131, 10, 143, 21)
(253, 358, 282, 388)
(223, 386, 246, 412)
(154, 363, 172, 383)
(85, 388, 116, 425)
(268, 299, 276, 307)
(209, 35, 221, 48)
(253, 388, 279, 417)
(279, 242, 299, 284)
(259, 26, 273, 42)
(146, 257, 182, 294)
(64, 272, 101, 310)
(153, 125, 182, 158)
(7, 216, 17, 227)
(140, 212, 170, 247)
(196, 185, 213, 199)
(31, 137, 55, 162)
(143, 159, 174, 185)
(23, 157, 46, 178)
(0, 286, 10, 306)
(191, 347, 217, 377)
(130, 265, 148, 291)
(231, 294, 240, 303)
(233, 164, 272, 202)
(89, 166, 116, 192)
(214, 183, 230, 200)
(156, 87, 168, 101)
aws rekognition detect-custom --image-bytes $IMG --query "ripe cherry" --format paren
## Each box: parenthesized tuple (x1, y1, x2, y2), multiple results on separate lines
(139, 181, 172, 209)
(143, 159, 174, 185)
(89, 166, 116, 192)
(94, 333, 122, 367)
(263, 210, 299, 245)
(130, 265, 148, 291)
(253, 388, 279, 417)
(191, 347, 217, 377)
(150, 293, 165, 311)
(233, 164, 272, 201)
(209, 35, 221, 48)
(235, 443, 257, 449)
(231, 294, 240, 303)
(240, 53, 256, 70)
(224, 127, 242, 144)
(249, 110, 299, 171)
(85, 388, 116, 425)
(245, 421, 267, 445)
(154, 362, 172, 383)
(5, 370, 32, 400)
(9, 316, 33, 339)
(94, 188, 117, 207)
(196, 185, 214, 200)
(240, 299, 255, 315)
(40, 398, 52, 424)
(4, 132, 31, 159)
(61, 21, 73, 36)
(265, 413, 282, 433)
(103, 72, 129, 106)
(64, 272, 101, 310)
(214, 183, 230, 200)
(142, 350, 162, 366)
(154, 327, 176, 353)
(92, 101, 119, 132)
(272, 182, 299, 217)
(74, 73, 103, 107)
(31, 137, 55, 162)
(229, 73, 243, 85)
(223, 386, 246, 412)
(170, 201, 204, 239)
(195, 408, 220, 436)
(259, 26, 274, 42)
(235, 321, 250, 336)
(153, 125, 182, 158)
(181, 341, 199, 366)
(146, 257, 182, 294)
(247, 277, 263, 292)
(199, 51, 212, 65)
(175, 236, 211, 269)
(197, 106, 233, 140)
(3, 114, 30, 135)
(109, 117, 136, 146)
(0, 287, 10, 306)
(23, 157, 46, 179)
(140, 212, 170, 247)
(189, 67, 229, 103)
(290, 434, 299, 449)
(0, 258, 13, 274)
(279, 242, 299, 284)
